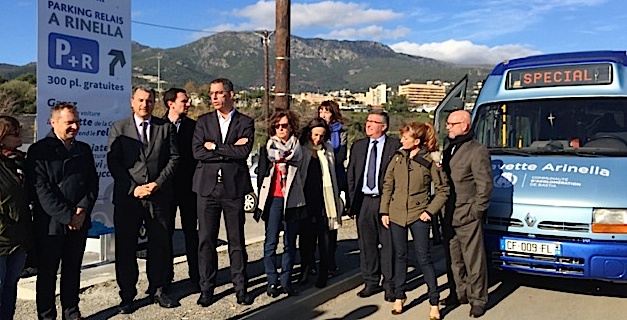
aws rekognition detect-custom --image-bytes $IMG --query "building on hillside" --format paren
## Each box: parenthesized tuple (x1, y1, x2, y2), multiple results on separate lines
(365, 83, 391, 107)
(292, 92, 337, 106)
(398, 82, 446, 108)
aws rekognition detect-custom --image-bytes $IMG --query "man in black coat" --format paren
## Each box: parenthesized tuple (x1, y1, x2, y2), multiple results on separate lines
(28, 103, 99, 320)
(107, 85, 180, 313)
(162, 87, 199, 289)
(346, 109, 400, 302)
(193, 78, 255, 307)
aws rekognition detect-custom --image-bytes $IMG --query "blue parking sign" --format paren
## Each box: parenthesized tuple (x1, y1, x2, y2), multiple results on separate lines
(48, 33, 99, 74)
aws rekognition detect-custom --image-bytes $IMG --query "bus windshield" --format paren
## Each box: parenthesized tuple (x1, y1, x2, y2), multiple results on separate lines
(474, 97, 627, 156)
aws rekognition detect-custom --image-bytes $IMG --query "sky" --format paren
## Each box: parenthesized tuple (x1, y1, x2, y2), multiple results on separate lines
(2, 0, 627, 66)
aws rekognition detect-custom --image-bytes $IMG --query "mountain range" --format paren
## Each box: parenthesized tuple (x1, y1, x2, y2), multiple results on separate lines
(2, 31, 492, 92)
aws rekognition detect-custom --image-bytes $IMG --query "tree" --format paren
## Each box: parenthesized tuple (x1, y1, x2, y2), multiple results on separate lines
(385, 94, 410, 113)
(0, 79, 36, 114)
(16, 73, 37, 85)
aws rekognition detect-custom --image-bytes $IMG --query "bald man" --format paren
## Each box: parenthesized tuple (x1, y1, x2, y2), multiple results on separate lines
(440, 110, 493, 318)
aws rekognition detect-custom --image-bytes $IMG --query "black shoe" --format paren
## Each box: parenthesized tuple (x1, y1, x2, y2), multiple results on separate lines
(283, 286, 299, 297)
(470, 305, 485, 318)
(267, 284, 281, 298)
(153, 289, 179, 308)
(197, 292, 213, 308)
(356, 285, 382, 298)
(117, 300, 133, 314)
(384, 289, 396, 302)
(315, 276, 327, 288)
(236, 290, 253, 305)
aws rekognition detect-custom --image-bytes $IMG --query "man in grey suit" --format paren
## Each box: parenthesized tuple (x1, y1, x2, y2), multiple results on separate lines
(107, 85, 180, 313)
(441, 110, 493, 318)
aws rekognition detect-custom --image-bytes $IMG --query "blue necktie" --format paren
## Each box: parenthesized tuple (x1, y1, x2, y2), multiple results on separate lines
(366, 140, 378, 190)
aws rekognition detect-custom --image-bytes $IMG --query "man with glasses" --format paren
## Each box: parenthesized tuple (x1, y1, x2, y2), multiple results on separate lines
(192, 78, 255, 307)
(346, 109, 400, 302)
(440, 110, 493, 318)
(162, 88, 200, 290)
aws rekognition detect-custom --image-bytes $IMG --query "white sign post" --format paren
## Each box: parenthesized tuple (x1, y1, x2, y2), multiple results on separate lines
(37, 0, 131, 262)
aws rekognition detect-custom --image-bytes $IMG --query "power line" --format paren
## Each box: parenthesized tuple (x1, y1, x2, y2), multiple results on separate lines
(131, 20, 220, 34)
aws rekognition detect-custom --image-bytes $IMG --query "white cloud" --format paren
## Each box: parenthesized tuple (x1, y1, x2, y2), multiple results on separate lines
(319, 26, 411, 41)
(232, 1, 403, 30)
(390, 40, 542, 65)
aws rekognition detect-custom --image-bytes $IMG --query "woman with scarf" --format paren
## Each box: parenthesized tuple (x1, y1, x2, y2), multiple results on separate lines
(317, 100, 347, 274)
(298, 118, 343, 288)
(380, 121, 449, 319)
(256, 110, 304, 298)
(0, 116, 33, 319)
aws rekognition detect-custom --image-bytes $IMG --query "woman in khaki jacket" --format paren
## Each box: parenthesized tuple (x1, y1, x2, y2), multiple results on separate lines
(380, 121, 449, 319)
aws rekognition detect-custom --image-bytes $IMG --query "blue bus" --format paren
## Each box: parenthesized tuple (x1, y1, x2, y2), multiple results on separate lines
(437, 51, 627, 282)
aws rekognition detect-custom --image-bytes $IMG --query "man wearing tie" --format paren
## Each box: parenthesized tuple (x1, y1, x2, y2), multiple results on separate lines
(193, 78, 255, 307)
(346, 110, 400, 302)
(107, 85, 180, 313)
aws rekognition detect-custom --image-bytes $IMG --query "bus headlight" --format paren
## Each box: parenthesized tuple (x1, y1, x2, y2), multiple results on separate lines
(592, 208, 627, 233)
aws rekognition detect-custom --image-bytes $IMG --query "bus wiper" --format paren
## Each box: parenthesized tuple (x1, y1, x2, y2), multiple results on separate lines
(489, 148, 532, 156)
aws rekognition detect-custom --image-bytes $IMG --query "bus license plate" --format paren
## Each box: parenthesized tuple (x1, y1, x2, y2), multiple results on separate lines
(501, 239, 560, 256)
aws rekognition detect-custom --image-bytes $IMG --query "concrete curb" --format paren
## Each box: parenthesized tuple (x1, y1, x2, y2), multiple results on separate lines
(241, 268, 363, 320)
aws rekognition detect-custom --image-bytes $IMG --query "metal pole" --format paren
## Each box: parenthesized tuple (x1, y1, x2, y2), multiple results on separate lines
(275, 0, 290, 110)
(156, 52, 162, 100)
(263, 30, 270, 122)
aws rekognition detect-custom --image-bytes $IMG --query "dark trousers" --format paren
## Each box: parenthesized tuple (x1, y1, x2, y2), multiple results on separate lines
(197, 183, 247, 293)
(441, 221, 458, 300)
(114, 198, 171, 301)
(357, 196, 394, 290)
(449, 219, 488, 307)
(263, 197, 299, 288)
(167, 190, 199, 283)
(0, 250, 26, 320)
(299, 215, 331, 278)
(36, 229, 87, 320)
(328, 229, 338, 270)
(390, 221, 439, 305)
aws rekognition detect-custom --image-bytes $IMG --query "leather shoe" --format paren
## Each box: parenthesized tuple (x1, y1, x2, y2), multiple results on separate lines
(267, 284, 281, 298)
(117, 300, 133, 314)
(236, 290, 253, 305)
(356, 285, 381, 298)
(469, 305, 485, 318)
(197, 292, 213, 308)
(153, 289, 179, 308)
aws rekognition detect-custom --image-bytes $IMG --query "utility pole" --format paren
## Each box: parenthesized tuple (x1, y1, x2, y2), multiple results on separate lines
(275, 0, 290, 110)
(255, 30, 274, 123)
(156, 52, 162, 101)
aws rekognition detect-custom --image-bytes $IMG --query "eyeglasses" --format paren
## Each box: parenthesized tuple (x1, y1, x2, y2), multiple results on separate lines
(446, 121, 463, 126)
(274, 123, 290, 130)
(366, 119, 384, 125)
(181, 99, 189, 103)
(6, 130, 21, 137)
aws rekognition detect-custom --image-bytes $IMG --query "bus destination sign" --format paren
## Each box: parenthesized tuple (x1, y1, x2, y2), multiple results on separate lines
(506, 63, 612, 89)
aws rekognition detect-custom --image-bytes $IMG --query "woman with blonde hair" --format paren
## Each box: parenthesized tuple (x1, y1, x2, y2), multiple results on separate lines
(380, 121, 449, 319)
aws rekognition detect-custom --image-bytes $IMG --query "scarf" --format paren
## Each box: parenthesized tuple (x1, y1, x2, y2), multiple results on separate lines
(329, 122, 343, 153)
(266, 135, 299, 189)
(306, 141, 341, 230)
(443, 129, 474, 171)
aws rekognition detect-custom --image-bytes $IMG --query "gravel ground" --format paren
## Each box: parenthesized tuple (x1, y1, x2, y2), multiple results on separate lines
(15, 219, 360, 320)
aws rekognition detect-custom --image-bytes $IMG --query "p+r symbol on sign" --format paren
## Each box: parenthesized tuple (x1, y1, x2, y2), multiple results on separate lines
(48, 33, 99, 74)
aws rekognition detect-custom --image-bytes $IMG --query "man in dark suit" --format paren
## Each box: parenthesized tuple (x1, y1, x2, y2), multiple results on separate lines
(193, 78, 255, 307)
(28, 103, 99, 320)
(441, 110, 493, 318)
(162, 88, 200, 289)
(107, 85, 180, 313)
(346, 109, 400, 302)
